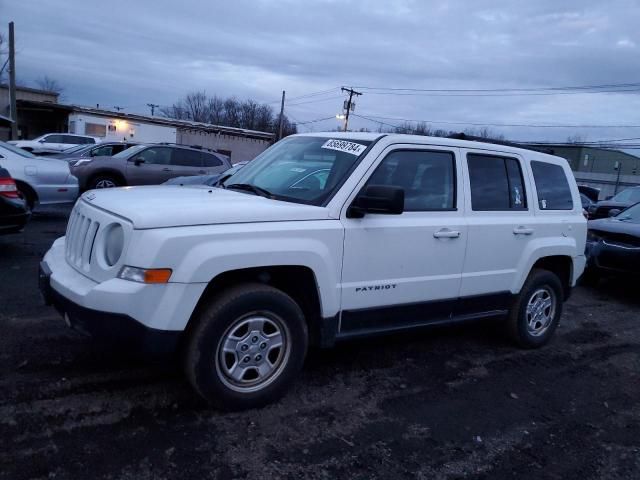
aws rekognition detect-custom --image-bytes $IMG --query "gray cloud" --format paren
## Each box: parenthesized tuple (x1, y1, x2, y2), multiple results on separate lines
(4, 0, 640, 142)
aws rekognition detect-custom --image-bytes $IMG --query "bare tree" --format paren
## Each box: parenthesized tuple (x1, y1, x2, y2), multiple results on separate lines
(161, 92, 295, 137)
(35, 75, 64, 94)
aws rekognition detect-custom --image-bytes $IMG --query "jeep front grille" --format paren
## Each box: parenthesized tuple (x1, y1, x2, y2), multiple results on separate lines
(65, 208, 100, 272)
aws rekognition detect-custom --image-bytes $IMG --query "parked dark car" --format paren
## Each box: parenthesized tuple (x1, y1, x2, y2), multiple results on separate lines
(584, 202, 640, 282)
(578, 185, 600, 203)
(49, 142, 139, 164)
(163, 161, 248, 186)
(70, 144, 231, 191)
(0, 167, 30, 234)
(587, 186, 640, 219)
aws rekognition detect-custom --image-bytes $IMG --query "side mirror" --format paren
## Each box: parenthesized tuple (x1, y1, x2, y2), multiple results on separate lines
(608, 208, 622, 217)
(133, 157, 145, 166)
(347, 185, 404, 218)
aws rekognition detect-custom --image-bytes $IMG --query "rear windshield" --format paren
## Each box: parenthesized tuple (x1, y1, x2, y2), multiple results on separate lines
(0, 141, 37, 159)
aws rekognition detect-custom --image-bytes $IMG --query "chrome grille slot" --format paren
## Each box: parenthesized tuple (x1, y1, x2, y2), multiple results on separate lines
(65, 206, 100, 272)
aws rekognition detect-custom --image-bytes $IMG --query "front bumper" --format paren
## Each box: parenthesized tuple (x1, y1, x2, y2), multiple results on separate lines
(586, 240, 640, 274)
(39, 261, 180, 354)
(40, 237, 207, 353)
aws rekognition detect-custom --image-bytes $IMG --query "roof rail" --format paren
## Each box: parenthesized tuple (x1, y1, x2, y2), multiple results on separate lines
(446, 132, 554, 154)
(156, 142, 219, 153)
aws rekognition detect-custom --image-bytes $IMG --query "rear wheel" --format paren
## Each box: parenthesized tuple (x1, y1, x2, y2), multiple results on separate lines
(88, 175, 121, 190)
(184, 283, 308, 410)
(16, 184, 36, 211)
(507, 269, 563, 348)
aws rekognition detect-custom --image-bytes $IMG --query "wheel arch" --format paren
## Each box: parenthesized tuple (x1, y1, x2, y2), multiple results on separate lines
(184, 265, 325, 346)
(87, 169, 127, 188)
(14, 179, 39, 205)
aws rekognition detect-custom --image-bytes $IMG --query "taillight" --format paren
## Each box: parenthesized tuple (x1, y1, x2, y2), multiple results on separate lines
(0, 178, 20, 198)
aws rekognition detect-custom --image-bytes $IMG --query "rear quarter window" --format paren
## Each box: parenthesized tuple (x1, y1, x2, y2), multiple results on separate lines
(530, 161, 574, 210)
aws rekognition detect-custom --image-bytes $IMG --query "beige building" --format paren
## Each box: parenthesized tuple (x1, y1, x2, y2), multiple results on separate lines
(0, 84, 60, 141)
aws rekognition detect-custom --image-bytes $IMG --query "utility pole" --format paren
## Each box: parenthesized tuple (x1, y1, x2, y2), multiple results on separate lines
(146, 103, 159, 116)
(341, 87, 362, 132)
(8, 22, 17, 139)
(277, 90, 285, 141)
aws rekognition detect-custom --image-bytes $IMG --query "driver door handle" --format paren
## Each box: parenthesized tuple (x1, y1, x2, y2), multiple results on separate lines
(162, 168, 172, 172)
(433, 228, 461, 239)
(513, 226, 534, 235)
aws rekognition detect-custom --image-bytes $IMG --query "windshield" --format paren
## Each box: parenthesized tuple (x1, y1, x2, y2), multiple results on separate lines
(62, 144, 92, 155)
(615, 203, 640, 223)
(612, 187, 640, 203)
(0, 141, 37, 159)
(224, 136, 372, 205)
(113, 144, 147, 159)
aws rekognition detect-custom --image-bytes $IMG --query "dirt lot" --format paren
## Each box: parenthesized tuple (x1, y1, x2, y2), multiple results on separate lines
(1, 206, 639, 480)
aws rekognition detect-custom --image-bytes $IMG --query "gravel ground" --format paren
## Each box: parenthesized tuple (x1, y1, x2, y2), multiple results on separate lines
(1, 206, 639, 480)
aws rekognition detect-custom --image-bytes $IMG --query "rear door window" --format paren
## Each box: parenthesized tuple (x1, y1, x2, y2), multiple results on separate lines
(467, 154, 527, 211)
(530, 161, 574, 210)
(203, 153, 223, 167)
(171, 149, 203, 167)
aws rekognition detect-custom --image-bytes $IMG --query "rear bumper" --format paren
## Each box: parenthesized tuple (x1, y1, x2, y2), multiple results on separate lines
(39, 261, 180, 354)
(0, 211, 30, 233)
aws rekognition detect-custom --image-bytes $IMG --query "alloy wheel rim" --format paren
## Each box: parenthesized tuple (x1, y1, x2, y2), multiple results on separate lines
(526, 287, 556, 336)
(215, 313, 290, 393)
(95, 179, 116, 188)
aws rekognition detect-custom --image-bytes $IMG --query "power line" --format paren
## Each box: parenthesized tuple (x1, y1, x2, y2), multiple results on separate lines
(350, 81, 640, 98)
(354, 113, 640, 129)
(267, 87, 340, 104)
(286, 95, 345, 107)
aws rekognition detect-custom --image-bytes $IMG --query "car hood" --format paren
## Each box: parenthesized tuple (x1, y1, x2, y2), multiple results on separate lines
(164, 174, 221, 186)
(588, 217, 640, 236)
(592, 200, 632, 209)
(80, 185, 332, 228)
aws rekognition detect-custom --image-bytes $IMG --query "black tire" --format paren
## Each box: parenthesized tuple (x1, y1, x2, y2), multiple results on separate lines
(88, 175, 121, 190)
(507, 269, 563, 349)
(17, 184, 35, 211)
(184, 283, 308, 410)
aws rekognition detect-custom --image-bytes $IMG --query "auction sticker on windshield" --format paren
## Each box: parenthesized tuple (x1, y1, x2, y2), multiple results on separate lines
(321, 139, 367, 156)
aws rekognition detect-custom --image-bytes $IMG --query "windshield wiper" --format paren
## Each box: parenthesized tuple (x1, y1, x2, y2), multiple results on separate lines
(226, 183, 274, 199)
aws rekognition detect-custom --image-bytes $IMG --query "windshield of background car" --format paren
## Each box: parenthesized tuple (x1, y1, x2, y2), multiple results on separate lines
(113, 144, 147, 159)
(0, 141, 37, 159)
(223, 136, 372, 205)
(615, 203, 640, 222)
(62, 145, 90, 154)
(612, 188, 640, 203)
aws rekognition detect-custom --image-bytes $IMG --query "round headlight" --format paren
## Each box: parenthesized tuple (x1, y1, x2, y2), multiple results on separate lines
(104, 224, 124, 266)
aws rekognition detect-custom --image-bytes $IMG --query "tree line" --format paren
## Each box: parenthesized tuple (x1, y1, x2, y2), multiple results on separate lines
(160, 91, 297, 137)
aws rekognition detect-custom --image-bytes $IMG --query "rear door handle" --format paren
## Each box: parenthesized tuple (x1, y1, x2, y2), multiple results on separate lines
(433, 228, 461, 239)
(513, 226, 534, 235)
(162, 168, 172, 172)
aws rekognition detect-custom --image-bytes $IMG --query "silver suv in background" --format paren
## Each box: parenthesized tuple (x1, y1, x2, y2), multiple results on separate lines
(70, 143, 232, 190)
(8, 134, 98, 155)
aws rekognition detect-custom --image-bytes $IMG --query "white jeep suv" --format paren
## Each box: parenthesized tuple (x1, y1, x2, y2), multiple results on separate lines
(39, 133, 586, 409)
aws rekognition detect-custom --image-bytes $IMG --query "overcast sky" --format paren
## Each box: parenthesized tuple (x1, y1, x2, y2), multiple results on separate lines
(4, 0, 640, 143)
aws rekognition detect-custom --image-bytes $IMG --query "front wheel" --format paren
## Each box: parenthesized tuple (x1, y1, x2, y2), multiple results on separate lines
(88, 175, 121, 190)
(506, 269, 563, 348)
(184, 283, 308, 410)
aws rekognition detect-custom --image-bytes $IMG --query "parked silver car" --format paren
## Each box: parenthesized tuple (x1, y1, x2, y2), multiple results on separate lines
(0, 141, 79, 210)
